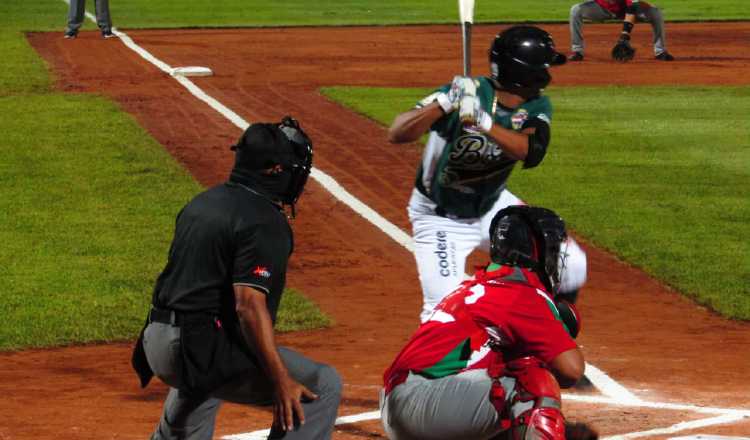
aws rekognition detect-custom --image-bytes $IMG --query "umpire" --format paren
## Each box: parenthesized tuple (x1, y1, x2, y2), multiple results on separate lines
(131, 116, 342, 439)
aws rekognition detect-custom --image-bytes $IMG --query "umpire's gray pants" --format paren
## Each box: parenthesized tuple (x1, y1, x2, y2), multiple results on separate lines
(569, 0, 667, 55)
(143, 322, 342, 440)
(66, 0, 112, 32)
(380, 370, 521, 440)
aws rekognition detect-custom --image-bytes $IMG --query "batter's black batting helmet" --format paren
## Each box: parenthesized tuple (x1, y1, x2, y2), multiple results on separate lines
(488, 25, 566, 99)
(489, 205, 567, 294)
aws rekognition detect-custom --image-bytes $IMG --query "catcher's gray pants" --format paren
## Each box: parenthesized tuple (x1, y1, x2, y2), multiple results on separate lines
(143, 322, 342, 440)
(569, 0, 667, 56)
(380, 370, 522, 440)
(66, 0, 112, 32)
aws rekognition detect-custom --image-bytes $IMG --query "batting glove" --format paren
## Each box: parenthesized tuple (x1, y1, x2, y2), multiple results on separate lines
(436, 76, 476, 114)
(459, 95, 493, 132)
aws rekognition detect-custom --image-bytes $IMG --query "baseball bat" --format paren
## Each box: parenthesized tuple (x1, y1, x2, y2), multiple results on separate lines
(458, 0, 475, 76)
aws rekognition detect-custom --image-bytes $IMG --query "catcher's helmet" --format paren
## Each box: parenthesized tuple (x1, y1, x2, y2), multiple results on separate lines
(488, 25, 566, 99)
(489, 205, 567, 294)
(231, 116, 313, 209)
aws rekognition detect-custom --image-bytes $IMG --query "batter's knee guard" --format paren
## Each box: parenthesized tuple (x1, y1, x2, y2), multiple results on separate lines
(501, 357, 566, 440)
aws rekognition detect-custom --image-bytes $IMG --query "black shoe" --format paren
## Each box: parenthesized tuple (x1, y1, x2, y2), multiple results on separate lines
(569, 52, 584, 62)
(102, 29, 115, 39)
(64, 29, 78, 39)
(655, 51, 674, 61)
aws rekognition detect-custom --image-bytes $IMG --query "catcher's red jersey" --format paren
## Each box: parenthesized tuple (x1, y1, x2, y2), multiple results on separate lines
(595, 0, 639, 16)
(383, 265, 576, 393)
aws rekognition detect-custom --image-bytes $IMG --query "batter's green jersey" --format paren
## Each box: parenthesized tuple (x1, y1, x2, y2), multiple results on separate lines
(415, 76, 553, 218)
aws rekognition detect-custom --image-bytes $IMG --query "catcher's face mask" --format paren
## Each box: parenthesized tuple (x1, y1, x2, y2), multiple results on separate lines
(489, 205, 567, 294)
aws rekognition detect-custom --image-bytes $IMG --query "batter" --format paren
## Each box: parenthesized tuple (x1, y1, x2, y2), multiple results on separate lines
(388, 25, 588, 321)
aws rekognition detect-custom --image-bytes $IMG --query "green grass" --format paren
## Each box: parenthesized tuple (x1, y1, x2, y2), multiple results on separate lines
(0, 0, 336, 351)
(63, 0, 750, 26)
(0, 0, 747, 349)
(0, 93, 199, 350)
(276, 289, 334, 333)
(0, 93, 331, 350)
(321, 85, 750, 320)
(2, 0, 748, 33)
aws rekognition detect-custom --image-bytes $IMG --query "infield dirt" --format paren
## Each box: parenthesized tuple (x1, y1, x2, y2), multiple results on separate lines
(3, 23, 749, 439)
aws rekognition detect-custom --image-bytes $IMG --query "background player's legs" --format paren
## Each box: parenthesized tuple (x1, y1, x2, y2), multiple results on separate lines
(93, 0, 113, 32)
(65, 0, 86, 33)
(381, 370, 505, 440)
(569, 0, 614, 54)
(214, 347, 342, 440)
(151, 388, 221, 440)
(408, 189, 482, 322)
(637, 6, 668, 55)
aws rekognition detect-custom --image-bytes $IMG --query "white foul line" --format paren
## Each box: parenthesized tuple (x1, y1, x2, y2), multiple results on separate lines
(79, 9, 628, 404)
(584, 362, 642, 404)
(222, 411, 383, 440)
(63, 4, 750, 438)
(601, 414, 748, 440)
(670, 436, 750, 440)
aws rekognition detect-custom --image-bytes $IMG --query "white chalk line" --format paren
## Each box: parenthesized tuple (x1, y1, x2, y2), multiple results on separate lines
(222, 398, 750, 440)
(222, 411, 382, 440)
(671, 436, 750, 440)
(65, 3, 750, 438)
(601, 414, 748, 440)
(93, 11, 624, 403)
(584, 362, 642, 403)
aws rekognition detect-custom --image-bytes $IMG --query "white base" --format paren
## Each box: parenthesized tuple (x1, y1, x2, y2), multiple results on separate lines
(170, 66, 213, 77)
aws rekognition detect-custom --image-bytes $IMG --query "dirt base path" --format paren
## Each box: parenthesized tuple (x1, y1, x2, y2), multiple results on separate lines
(4, 23, 749, 439)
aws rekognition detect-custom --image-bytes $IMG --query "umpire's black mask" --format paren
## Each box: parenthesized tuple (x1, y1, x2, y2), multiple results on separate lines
(229, 117, 313, 214)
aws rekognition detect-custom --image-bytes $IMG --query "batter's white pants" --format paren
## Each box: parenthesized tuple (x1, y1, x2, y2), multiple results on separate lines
(408, 188, 587, 322)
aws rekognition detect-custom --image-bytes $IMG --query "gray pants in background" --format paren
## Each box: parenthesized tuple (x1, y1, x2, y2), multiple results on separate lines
(380, 370, 522, 440)
(143, 322, 342, 440)
(66, 0, 112, 32)
(569, 0, 667, 55)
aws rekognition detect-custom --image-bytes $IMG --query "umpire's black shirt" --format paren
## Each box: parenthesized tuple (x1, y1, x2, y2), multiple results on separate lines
(152, 182, 292, 323)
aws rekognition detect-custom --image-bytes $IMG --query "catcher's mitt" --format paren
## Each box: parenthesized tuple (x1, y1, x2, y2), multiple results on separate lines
(611, 35, 635, 62)
(565, 422, 599, 440)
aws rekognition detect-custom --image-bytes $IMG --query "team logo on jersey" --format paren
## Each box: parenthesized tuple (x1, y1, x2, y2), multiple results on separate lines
(440, 134, 506, 193)
(252, 266, 271, 278)
(511, 109, 529, 130)
(449, 134, 503, 168)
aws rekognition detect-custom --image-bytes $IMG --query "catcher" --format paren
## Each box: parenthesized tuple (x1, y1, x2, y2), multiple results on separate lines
(380, 205, 597, 440)
(568, 0, 674, 62)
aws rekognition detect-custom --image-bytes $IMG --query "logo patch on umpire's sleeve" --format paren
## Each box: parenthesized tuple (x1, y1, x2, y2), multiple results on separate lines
(252, 266, 271, 278)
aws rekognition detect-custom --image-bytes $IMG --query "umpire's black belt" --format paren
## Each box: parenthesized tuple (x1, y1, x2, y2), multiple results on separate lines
(149, 308, 217, 326)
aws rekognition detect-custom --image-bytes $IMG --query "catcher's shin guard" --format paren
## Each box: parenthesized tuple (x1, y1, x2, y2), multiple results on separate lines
(499, 357, 566, 440)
